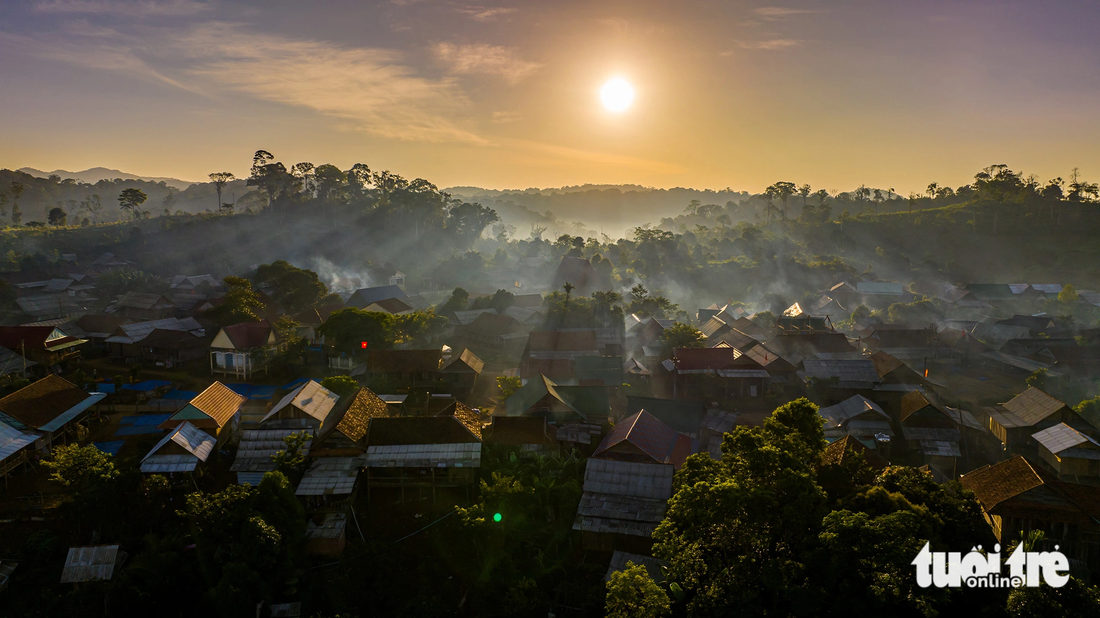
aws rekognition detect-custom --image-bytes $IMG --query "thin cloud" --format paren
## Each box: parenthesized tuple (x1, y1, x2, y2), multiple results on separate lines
(732, 39, 801, 51)
(181, 26, 486, 144)
(754, 7, 817, 20)
(434, 42, 542, 84)
(492, 111, 522, 123)
(459, 6, 517, 22)
(35, 0, 210, 16)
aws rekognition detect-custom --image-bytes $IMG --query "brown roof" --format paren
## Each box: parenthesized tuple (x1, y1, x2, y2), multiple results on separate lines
(437, 401, 482, 439)
(441, 349, 485, 375)
(464, 312, 522, 338)
(365, 416, 481, 446)
(0, 375, 89, 429)
(870, 350, 905, 377)
(961, 456, 1055, 514)
(821, 435, 889, 470)
(367, 297, 413, 313)
(899, 391, 934, 423)
(75, 314, 129, 336)
(188, 381, 245, 428)
(368, 349, 440, 374)
(1001, 387, 1069, 426)
(333, 387, 391, 442)
(220, 321, 275, 349)
(527, 330, 599, 353)
(484, 416, 556, 446)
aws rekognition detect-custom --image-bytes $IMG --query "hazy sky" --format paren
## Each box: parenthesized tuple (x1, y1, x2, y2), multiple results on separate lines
(2, 0, 1099, 193)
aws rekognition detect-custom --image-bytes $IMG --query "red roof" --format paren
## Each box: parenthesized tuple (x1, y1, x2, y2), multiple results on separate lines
(594, 410, 694, 469)
(0, 326, 81, 351)
(672, 347, 738, 371)
(219, 321, 274, 349)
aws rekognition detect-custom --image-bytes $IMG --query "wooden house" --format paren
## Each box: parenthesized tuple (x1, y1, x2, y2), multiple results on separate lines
(984, 387, 1080, 452)
(961, 456, 1100, 574)
(0, 375, 105, 449)
(346, 285, 407, 309)
(818, 395, 894, 448)
(310, 387, 392, 457)
(366, 349, 444, 389)
(1032, 423, 1100, 482)
(259, 380, 340, 432)
(158, 381, 245, 448)
(440, 349, 485, 398)
(898, 390, 961, 468)
(591, 410, 695, 469)
(820, 434, 890, 472)
(483, 416, 558, 458)
(363, 416, 482, 503)
(209, 321, 281, 379)
(0, 326, 87, 367)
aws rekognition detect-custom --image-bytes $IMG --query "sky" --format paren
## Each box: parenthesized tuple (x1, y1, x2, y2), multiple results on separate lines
(1, 0, 1099, 194)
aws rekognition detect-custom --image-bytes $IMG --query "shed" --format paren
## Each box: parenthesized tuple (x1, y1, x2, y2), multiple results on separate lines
(60, 545, 127, 584)
(140, 422, 216, 474)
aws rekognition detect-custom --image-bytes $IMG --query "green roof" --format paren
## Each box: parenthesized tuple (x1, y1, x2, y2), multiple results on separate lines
(574, 356, 624, 386)
(169, 404, 210, 421)
(504, 375, 610, 420)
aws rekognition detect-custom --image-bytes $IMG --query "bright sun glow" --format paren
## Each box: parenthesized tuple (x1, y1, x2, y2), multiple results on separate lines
(600, 78, 635, 112)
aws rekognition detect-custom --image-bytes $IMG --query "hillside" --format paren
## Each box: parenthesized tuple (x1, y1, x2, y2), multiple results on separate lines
(18, 167, 197, 191)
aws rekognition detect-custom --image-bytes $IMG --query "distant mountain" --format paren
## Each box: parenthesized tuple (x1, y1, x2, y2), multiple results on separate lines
(18, 167, 196, 191)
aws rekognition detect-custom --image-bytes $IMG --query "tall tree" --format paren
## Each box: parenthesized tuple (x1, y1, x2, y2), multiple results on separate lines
(118, 188, 149, 220)
(208, 172, 236, 211)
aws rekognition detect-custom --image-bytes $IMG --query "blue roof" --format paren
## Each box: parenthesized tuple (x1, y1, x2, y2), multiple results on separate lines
(226, 383, 279, 400)
(93, 441, 125, 456)
(115, 425, 166, 437)
(97, 383, 116, 393)
(122, 380, 173, 392)
(281, 377, 309, 391)
(40, 392, 106, 433)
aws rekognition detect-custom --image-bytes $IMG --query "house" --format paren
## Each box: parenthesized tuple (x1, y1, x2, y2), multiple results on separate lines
(440, 348, 485, 397)
(139, 422, 216, 475)
(774, 314, 835, 335)
(0, 326, 87, 367)
(984, 387, 1080, 452)
(15, 295, 83, 321)
(366, 349, 444, 389)
(664, 347, 769, 400)
(305, 512, 348, 558)
(773, 332, 856, 359)
(898, 391, 961, 466)
(116, 292, 176, 320)
(233, 426, 313, 484)
(60, 545, 127, 584)
(869, 350, 930, 386)
(573, 458, 674, 552)
(363, 416, 482, 503)
(574, 355, 624, 387)
(818, 395, 894, 448)
(504, 374, 611, 424)
(75, 314, 128, 349)
(483, 416, 558, 458)
(346, 285, 407, 309)
(259, 380, 341, 431)
(363, 297, 414, 315)
(512, 293, 544, 309)
(103, 317, 205, 360)
(132, 329, 210, 368)
(309, 388, 392, 457)
(802, 359, 881, 390)
(0, 375, 105, 448)
(591, 410, 695, 469)
(961, 456, 1100, 574)
(520, 330, 600, 381)
(209, 321, 282, 379)
(296, 457, 364, 506)
(739, 344, 797, 377)
(855, 281, 905, 303)
(503, 305, 544, 327)
(158, 381, 245, 448)
(463, 312, 527, 348)
(1032, 423, 1100, 482)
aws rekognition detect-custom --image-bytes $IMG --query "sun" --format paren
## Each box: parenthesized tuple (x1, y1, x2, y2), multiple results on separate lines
(600, 77, 635, 112)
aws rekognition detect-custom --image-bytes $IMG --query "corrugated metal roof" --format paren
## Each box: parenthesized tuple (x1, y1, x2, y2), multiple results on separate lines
(60, 545, 123, 583)
(0, 420, 37, 462)
(364, 443, 481, 468)
(453, 309, 497, 326)
(1032, 423, 1099, 455)
(141, 422, 215, 473)
(39, 392, 106, 433)
(261, 380, 339, 425)
(901, 427, 961, 441)
(919, 440, 962, 457)
(582, 458, 673, 500)
(105, 317, 203, 344)
(818, 395, 889, 426)
(295, 457, 362, 496)
(232, 428, 312, 472)
(573, 492, 667, 535)
(802, 359, 880, 384)
(1001, 387, 1068, 427)
(593, 410, 692, 467)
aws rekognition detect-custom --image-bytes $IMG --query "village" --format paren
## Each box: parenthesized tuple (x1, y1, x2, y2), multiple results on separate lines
(0, 245, 1098, 616)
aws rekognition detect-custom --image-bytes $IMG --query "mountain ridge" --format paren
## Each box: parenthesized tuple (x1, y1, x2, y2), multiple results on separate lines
(18, 166, 197, 191)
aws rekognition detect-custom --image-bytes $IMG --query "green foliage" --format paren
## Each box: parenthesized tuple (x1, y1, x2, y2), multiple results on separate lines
(1058, 283, 1080, 304)
(606, 562, 671, 618)
(627, 284, 679, 319)
(321, 375, 359, 398)
(393, 310, 448, 345)
(661, 322, 705, 352)
(497, 375, 522, 400)
(254, 260, 329, 313)
(118, 187, 149, 219)
(437, 287, 470, 314)
(1006, 576, 1100, 618)
(207, 276, 263, 326)
(883, 297, 941, 324)
(1026, 368, 1048, 390)
(319, 307, 397, 352)
(48, 206, 67, 226)
(272, 431, 311, 478)
(43, 443, 119, 493)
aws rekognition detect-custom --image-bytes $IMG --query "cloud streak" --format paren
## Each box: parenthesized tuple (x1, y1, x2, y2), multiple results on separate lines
(733, 38, 801, 51)
(434, 42, 542, 84)
(458, 6, 517, 22)
(35, 0, 210, 16)
(753, 7, 817, 20)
